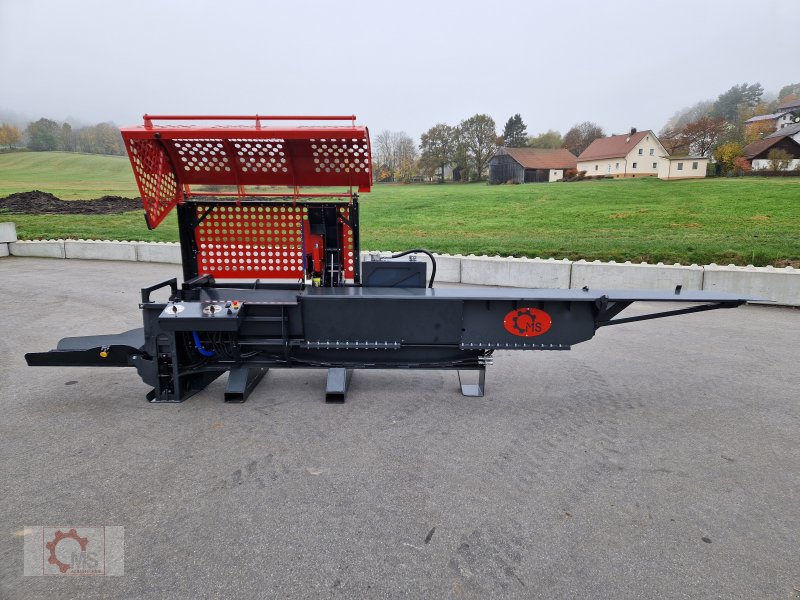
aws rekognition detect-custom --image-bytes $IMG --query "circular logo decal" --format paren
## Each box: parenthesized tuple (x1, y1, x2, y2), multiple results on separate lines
(503, 308, 552, 337)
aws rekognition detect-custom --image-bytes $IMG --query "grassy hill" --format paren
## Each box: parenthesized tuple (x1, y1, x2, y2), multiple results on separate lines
(1, 151, 798, 266)
(0, 151, 138, 198)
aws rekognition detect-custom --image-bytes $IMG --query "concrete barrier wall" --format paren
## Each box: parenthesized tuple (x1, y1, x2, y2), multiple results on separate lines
(135, 242, 182, 264)
(8, 240, 66, 258)
(0, 222, 15, 256)
(461, 256, 572, 288)
(0, 222, 17, 243)
(65, 240, 137, 261)
(703, 264, 799, 306)
(4, 237, 799, 306)
(425, 254, 461, 283)
(570, 260, 704, 290)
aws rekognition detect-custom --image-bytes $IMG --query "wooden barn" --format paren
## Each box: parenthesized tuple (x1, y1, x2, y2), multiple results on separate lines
(489, 148, 578, 183)
(488, 147, 577, 184)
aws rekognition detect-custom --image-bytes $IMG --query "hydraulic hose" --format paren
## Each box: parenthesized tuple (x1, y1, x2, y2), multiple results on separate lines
(191, 331, 216, 357)
(389, 249, 437, 288)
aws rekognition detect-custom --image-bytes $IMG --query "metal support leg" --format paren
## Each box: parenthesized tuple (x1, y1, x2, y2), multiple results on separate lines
(326, 368, 352, 403)
(147, 370, 225, 403)
(224, 367, 268, 403)
(458, 368, 486, 397)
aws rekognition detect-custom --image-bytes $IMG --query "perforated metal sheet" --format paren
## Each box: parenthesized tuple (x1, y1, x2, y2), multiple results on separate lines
(193, 204, 355, 280)
(162, 136, 369, 187)
(125, 139, 180, 228)
(121, 125, 372, 225)
(195, 204, 305, 279)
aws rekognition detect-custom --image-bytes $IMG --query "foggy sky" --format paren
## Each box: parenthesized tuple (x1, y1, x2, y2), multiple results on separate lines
(1, 0, 798, 139)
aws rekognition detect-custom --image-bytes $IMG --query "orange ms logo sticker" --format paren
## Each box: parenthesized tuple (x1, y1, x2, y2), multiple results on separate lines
(503, 308, 552, 337)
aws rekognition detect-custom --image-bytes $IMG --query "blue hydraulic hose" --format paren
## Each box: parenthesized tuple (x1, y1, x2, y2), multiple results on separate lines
(192, 331, 216, 357)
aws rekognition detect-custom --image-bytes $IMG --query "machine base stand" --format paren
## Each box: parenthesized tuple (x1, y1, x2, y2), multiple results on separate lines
(326, 368, 353, 403)
(147, 370, 225, 403)
(458, 368, 486, 397)
(225, 367, 268, 403)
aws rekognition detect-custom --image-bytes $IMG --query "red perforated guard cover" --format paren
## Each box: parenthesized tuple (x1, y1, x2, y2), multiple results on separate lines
(121, 124, 371, 228)
(125, 138, 180, 228)
(194, 203, 355, 280)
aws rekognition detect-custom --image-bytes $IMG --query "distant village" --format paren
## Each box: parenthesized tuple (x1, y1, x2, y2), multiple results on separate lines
(401, 82, 800, 184)
(2, 82, 799, 185)
(487, 94, 800, 184)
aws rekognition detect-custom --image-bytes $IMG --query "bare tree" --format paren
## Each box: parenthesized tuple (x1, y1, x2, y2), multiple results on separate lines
(372, 130, 417, 182)
(373, 130, 397, 179)
(658, 125, 689, 155)
(419, 123, 457, 182)
(394, 132, 418, 182)
(680, 116, 726, 157)
(563, 121, 605, 156)
(458, 114, 498, 181)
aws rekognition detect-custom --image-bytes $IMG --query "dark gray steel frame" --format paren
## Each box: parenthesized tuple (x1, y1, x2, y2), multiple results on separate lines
(25, 196, 753, 403)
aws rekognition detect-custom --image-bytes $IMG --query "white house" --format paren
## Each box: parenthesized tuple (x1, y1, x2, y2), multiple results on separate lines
(744, 111, 794, 131)
(657, 157, 709, 180)
(577, 129, 668, 178)
(745, 97, 800, 132)
(774, 97, 800, 129)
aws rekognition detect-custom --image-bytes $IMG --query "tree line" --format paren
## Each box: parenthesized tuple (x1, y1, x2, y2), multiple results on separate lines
(376, 114, 606, 183)
(377, 80, 799, 183)
(4, 80, 797, 176)
(660, 82, 800, 174)
(373, 114, 501, 183)
(0, 117, 126, 155)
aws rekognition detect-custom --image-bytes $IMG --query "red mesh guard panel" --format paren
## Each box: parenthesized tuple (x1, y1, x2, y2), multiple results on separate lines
(125, 138, 179, 228)
(194, 204, 355, 280)
(195, 204, 305, 279)
(167, 136, 370, 187)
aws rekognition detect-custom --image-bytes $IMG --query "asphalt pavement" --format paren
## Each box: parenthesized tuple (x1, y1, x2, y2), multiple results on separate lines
(1, 257, 798, 599)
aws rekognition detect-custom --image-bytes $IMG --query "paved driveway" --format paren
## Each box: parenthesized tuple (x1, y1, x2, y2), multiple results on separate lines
(1, 258, 798, 599)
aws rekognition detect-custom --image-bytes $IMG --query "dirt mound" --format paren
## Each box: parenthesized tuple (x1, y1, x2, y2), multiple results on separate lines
(0, 190, 141, 215)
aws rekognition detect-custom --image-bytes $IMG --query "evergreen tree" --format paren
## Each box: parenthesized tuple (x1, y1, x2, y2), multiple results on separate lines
(501, 114, 527, 147)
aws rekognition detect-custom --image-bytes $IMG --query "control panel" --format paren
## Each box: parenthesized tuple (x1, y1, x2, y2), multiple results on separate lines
(159, 300, 244, 332)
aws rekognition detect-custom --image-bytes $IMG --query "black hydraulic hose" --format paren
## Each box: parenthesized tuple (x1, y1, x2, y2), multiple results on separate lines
(389, 249, 437, 288)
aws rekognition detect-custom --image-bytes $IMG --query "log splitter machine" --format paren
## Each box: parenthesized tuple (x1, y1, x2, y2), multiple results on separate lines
(25, 115, 756, 403)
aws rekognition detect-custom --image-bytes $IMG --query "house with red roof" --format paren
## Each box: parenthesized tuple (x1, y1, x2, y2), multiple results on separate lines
(742, 133, 800, 171)
(577, 129, 670, 178)
(488, 147, 577, 183)
(577, 128, 708, 180)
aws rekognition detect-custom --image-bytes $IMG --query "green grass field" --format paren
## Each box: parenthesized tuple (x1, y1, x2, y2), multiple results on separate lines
(1, 152, 798, 266)
(0, 151, 139, 198)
